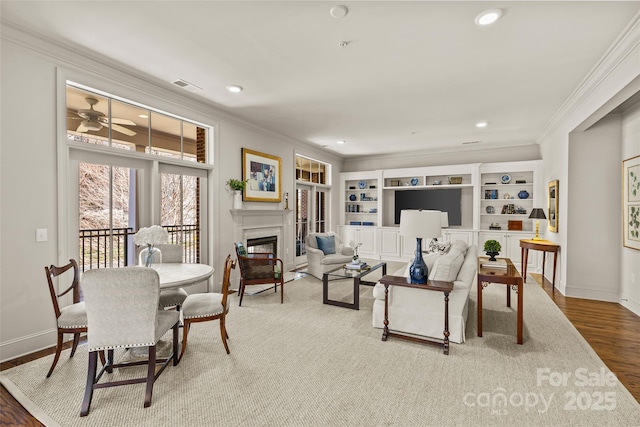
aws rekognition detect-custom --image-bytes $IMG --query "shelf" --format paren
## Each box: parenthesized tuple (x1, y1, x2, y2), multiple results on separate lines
(481, 183, 533, 187)
(383, 184, 472, 190)
(481, 214, 530, 217)
(346, 212, 377, 215)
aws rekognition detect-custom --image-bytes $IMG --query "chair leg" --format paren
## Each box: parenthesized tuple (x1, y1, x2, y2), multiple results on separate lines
(70, 333, 81, 358)
(144, 346, 156, 408)
(46, 331, 64, 378)
(179, 321, 190, 362)
(80, 351, 98, 417)
(105, 349, 115, 374)
(280, 279, 284, 304)
(172, 322, 179, 366)
(238, 279, 246, 306)
(219, 316, 230, 354)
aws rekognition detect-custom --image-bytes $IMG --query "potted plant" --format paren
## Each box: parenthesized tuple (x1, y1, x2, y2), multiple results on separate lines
(227, 178, 248, 209)
(483, 239, 501, 261)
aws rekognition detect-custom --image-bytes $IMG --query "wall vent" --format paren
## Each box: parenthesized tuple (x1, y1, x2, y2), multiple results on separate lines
(171, 79, 202, 93)
(462, 140, 481, 145)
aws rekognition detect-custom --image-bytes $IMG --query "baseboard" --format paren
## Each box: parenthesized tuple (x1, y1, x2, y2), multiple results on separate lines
(563, 285, 620, 302)
(0, 329, 57, 363)
(620, 297, 640, 317)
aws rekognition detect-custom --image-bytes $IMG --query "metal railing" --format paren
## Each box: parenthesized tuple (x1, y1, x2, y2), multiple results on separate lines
(79, 225, 199, 271)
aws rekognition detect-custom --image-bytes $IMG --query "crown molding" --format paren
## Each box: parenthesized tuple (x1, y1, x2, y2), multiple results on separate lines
(537, 11, 640, 142)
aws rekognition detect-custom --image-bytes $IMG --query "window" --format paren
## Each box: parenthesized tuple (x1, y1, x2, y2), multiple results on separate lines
(66, 83, 211, 270)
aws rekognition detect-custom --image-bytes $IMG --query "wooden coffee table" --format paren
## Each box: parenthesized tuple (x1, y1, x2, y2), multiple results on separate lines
(322, 262, 386, 310)
(477, 257, 524, 344)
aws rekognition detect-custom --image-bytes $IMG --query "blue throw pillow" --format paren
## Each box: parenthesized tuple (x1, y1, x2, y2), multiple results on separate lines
(316, 235, 336, 255)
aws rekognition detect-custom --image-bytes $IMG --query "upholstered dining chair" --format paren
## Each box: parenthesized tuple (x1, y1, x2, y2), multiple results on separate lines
(80, 267, 180, 416)
(139, 243, 189, 311)
(44, 259, 87, 378)
(179, 255, 235, 360)
(234, 242, 284, 306)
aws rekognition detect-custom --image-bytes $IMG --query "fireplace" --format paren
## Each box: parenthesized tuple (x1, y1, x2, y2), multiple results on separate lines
(246, 235, 278, 256)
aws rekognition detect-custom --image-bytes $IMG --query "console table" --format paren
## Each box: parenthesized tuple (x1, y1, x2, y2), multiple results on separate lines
(519, 239, 560, 292)
(378, 275, 454, 355)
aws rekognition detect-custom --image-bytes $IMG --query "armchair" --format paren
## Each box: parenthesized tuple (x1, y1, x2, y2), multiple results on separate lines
(234, 243, 284, 306)
(305, 232, 354, 279)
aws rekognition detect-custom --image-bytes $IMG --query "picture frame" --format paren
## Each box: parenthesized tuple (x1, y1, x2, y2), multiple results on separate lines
(623, 155, 640, 250)
(242, 148, 282, 203)
(548, 180, 558, 233)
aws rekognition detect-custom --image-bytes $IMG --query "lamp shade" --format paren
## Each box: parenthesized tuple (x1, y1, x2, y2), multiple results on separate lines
(399, 210, 442, 239)
(529, 208, 547, 220)
(441, 211, 449, 228)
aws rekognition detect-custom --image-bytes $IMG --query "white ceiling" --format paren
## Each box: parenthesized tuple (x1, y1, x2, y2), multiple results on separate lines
(2, 1, 639, 157)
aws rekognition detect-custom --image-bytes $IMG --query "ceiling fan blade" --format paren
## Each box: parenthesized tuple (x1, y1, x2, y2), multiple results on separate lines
(110, 118, 136, 126)
(77, 123, 89, 133)
(111, 123, 137, 136)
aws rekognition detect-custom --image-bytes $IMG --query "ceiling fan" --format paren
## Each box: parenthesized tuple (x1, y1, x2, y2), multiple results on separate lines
(71, 97, 137, 136)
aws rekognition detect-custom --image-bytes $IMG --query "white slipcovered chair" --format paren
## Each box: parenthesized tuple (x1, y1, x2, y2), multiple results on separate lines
(305, 232, 354, 279)
(139, 243, 188, 310)
(80, 267, 180, 416)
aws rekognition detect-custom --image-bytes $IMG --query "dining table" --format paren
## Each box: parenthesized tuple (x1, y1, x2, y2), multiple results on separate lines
(154, 263, 215, 290)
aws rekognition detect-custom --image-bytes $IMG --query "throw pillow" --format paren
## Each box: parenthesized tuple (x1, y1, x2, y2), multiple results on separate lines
(424, 239, 451, 255)
(428, 248, 465, 282)
(316, 235, 336, 255)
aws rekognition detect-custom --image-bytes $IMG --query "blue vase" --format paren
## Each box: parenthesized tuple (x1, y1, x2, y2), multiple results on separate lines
(408, 238, 428, 284)
(518, 190, 529, 199)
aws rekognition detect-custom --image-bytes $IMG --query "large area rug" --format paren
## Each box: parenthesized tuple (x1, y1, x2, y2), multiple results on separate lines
(2, 260, 639, 426)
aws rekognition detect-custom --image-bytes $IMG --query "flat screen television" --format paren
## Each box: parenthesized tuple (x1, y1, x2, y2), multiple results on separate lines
(394, 189, 462, 225)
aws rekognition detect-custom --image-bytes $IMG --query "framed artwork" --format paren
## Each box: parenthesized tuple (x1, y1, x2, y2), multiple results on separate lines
(548, 180, 558, 232)
(623, 155, 640, 250)
(242, 148, 282, 203)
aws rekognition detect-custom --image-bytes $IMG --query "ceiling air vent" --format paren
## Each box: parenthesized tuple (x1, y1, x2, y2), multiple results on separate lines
(462, 141, 481, 145)
(171, 79, 202, 93)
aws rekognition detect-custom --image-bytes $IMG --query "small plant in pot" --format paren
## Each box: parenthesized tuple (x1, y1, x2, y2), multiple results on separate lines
(483, 239, 502, 261)
(226, 178, 248, 192)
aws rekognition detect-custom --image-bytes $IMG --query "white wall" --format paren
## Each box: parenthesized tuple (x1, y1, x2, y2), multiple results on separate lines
(621, 102, 640, 314)
(0, 30, 343, 361)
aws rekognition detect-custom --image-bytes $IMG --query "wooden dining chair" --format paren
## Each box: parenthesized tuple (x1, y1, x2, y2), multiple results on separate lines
(234, 243, 284, 306)
(44, 259, 87, 378)
(179, 255, 235, 360)
(80, 267, 180, 416)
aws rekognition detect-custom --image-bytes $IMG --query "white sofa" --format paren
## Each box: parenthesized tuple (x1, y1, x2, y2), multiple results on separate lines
(305, 232, 354, 279)
(372, 241, 477, 344)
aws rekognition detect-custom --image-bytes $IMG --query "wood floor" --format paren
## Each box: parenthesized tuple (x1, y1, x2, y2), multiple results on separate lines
(1, 274, 639, 425)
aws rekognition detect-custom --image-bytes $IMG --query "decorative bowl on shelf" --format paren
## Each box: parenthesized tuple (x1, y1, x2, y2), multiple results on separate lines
(358, 180, 366, 189)
(349, 194, 357, 201)
(410, 178, 418, 186)
(486, 206, 495, 214)
(517, 190, 529, 199)
(433, 180, 442, 185)
(500, 174, 511, 184)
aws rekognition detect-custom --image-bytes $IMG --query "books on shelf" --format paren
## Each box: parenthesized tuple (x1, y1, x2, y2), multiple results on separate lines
(481, 259, 507, 269)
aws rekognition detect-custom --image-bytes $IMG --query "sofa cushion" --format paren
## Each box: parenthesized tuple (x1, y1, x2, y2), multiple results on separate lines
(316, 235, 336, 255)
(424, 240, 451, 255)
(449, 240, 468, 255)
(428, 248, 465, 282)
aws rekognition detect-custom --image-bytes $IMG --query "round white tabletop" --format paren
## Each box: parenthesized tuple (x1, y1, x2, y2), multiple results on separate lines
(152, 263, 214, 289)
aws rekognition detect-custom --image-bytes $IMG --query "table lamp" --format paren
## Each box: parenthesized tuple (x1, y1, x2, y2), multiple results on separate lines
(528, 208, 547, 240)
(399, 210, 442, 284)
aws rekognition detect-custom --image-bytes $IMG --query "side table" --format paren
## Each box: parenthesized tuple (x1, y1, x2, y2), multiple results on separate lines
(378, 275, 454, 355)
(519, 239, 560, 292)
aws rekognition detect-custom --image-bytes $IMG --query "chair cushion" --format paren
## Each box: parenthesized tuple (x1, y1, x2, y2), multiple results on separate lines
(428, 248, 465, 282)
(182, 293, 224, 319)
(316, 235, 336, 255)
(159, 288, 188, 308)
(58, 302, 88, 328)
(320, 253, 353, 265)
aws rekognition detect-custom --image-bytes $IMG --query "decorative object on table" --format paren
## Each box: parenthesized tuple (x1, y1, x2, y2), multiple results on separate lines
(500, 174, 511, 184)
(486, 206, 495, 214)
(548, 179, 559, 233)
(134, 225, 169, 267)
(349, 240, 363, 263)
(433, 180, 442, 185)
(349, 194, 357, 201)
(485, 189, 498, 199)
(226, 178, 248, 209)
(623, 155, 640, 250)
(518, 190, 529, 199)
(508, 220, 523, 230)
(529, 208, 547, 240)
(483, 239, 502, 261)
(410, 177, 419, 186)
(399, 209, 442, 284)
(242, 148, 281, 202)
(358, 180, 367, 189)
(448, 176, 462, 185)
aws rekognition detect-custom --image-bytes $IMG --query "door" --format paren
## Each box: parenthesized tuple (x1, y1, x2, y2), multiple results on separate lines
(295, 184, 311, 265)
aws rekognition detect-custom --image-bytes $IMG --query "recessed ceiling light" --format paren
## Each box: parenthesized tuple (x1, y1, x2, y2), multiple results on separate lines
(476, 122, 488, 128)
(475, 9, 502, 26)
(226, 85, 243, 93)
(337, 140, 346, 144)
